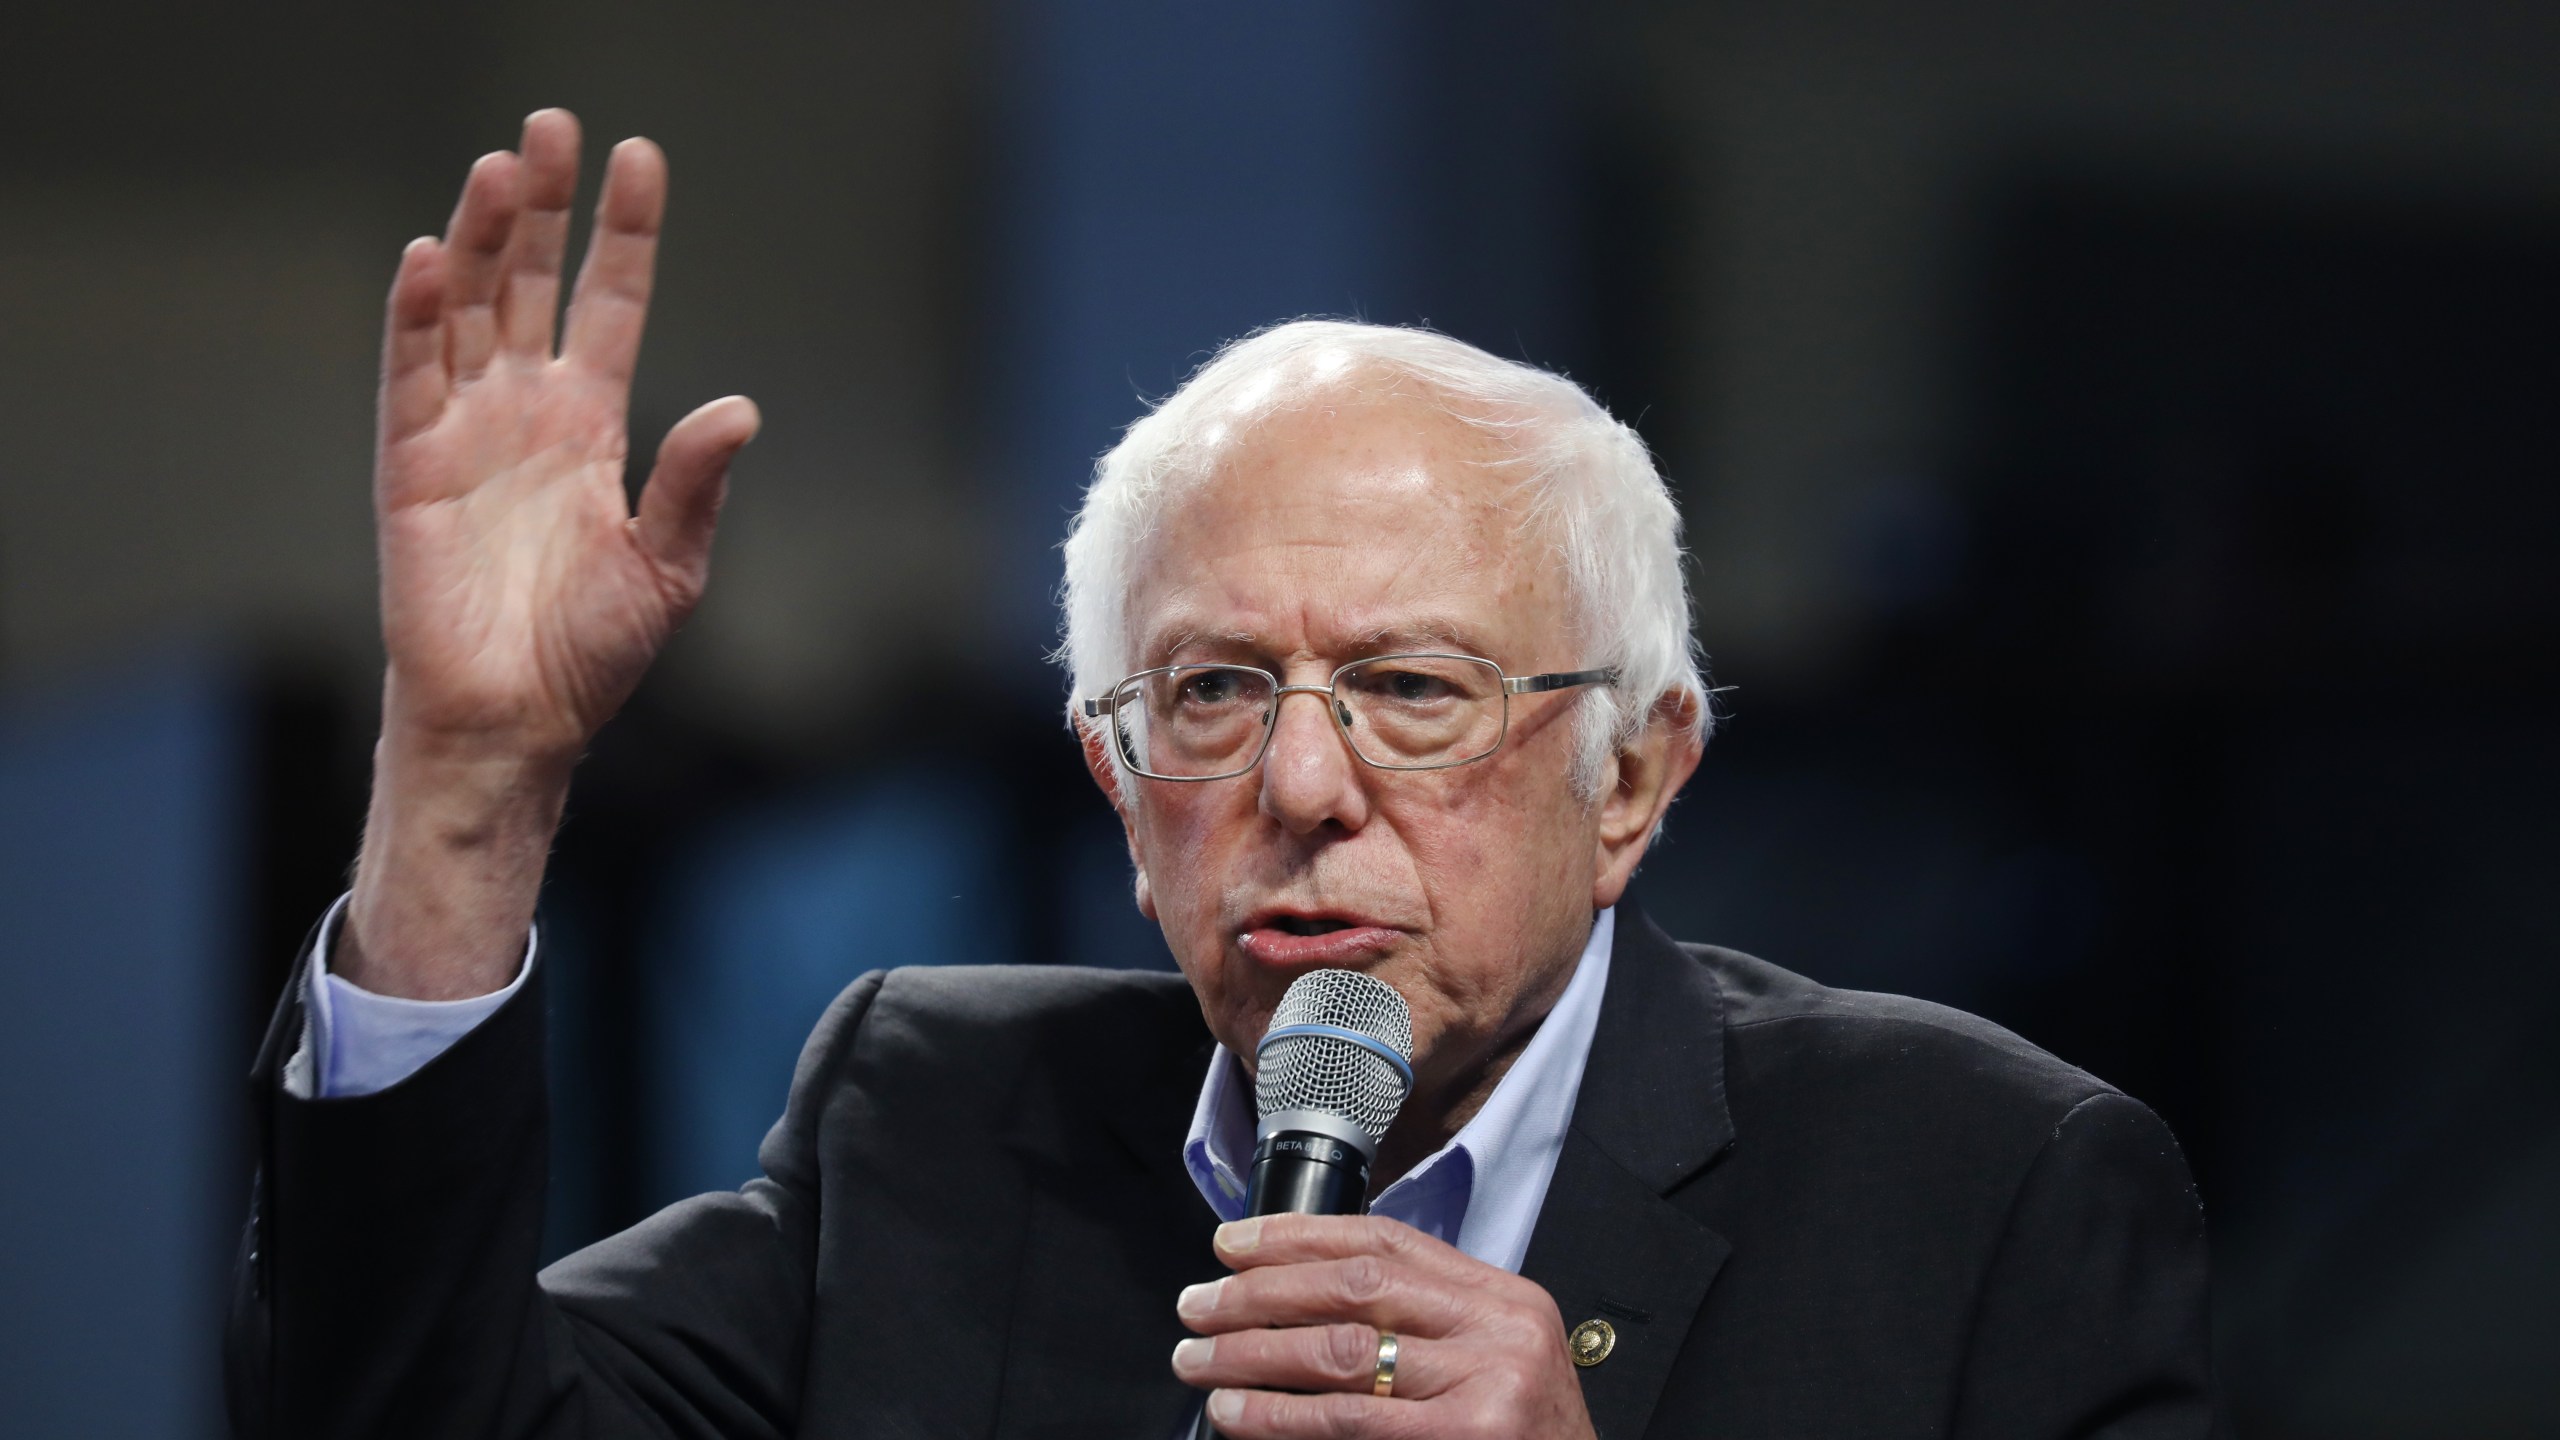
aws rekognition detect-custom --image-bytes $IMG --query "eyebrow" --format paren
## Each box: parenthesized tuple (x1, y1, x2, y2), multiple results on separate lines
(1138, 616, 1496, 668)
(1140, 624, 1262, 667)
(1343, 618, 1497, 657)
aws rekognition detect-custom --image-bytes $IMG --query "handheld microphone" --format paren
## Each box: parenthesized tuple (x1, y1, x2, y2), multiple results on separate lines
(1194, 968, 1413, 1440)
(1247, 968, 1415, 1217)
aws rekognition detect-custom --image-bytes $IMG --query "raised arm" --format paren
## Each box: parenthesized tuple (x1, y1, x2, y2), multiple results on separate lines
(232, 114, 807, 1440)
(345, 108, 756, 999)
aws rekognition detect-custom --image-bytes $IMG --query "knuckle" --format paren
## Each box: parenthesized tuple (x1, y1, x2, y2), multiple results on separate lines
(1523, 1284, 1566, 1330)
(1488, 1306, 1547, 1347)
(1318, 1323, 1376, 1382)
(1312, 1397, 1370, 1440)
(1259, 1391, 1314, 1435)
(1460, 1400, 1516, 1440)
(1377, 1403, 1437, 1440)
(1307, 1214, 1363, 1254)
(1432, 1404, 1482, 1440)
(1338, 1254, 1390, 1303)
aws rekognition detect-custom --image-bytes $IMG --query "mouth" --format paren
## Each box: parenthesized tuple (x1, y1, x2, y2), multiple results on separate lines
(1236, 908, 1404, 968)
(1270, 915, 1353, 936)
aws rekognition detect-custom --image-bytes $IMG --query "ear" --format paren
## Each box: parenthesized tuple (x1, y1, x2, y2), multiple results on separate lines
(1591, 691, 1706, 911)
(1079, 719, 1159, 920)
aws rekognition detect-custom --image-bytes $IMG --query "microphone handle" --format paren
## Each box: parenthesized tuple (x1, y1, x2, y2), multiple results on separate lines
(1192, 1129, 1375, 1440)
(1246, 1129, 1372, 1218)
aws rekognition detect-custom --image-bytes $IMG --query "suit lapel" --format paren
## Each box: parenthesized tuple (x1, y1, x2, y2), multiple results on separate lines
(960, 917, 1737, 1440)
(1520, 907, 1735, 1440)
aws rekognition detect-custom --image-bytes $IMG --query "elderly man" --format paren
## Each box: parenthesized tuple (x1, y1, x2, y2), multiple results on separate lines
(230, 112, 2212, 1439)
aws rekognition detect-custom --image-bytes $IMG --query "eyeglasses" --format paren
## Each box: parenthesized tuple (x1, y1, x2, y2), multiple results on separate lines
(1081, 653, 1619, 782)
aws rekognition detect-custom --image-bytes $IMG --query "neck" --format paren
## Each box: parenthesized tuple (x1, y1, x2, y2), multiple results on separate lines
(1365, 916, 1595, 1191)
(1369, 1018, 1541, 1191)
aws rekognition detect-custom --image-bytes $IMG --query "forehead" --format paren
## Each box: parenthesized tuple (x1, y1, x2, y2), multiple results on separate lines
(1126, 390, 1569, 665)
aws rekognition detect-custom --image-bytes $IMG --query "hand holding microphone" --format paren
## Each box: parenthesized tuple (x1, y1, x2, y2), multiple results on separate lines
(1177, 970, 1598, 1440)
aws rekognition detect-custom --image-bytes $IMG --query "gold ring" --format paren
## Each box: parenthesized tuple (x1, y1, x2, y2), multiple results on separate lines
(1372, 1330, 1399, 1398)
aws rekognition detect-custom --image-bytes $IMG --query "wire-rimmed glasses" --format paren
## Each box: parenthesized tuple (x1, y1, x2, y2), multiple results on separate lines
(1080, 653, 1619, 781)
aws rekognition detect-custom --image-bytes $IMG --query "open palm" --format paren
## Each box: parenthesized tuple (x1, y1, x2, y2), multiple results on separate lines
(375, 109, 756, 760)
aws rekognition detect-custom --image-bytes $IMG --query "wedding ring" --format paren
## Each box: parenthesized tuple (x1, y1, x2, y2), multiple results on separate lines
(1372, 1330, 1399, 1397)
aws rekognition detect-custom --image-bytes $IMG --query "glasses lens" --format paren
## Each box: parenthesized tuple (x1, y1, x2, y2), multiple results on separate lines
(1333, 655, 1506, 768)
(1121, 665, 1276, 778)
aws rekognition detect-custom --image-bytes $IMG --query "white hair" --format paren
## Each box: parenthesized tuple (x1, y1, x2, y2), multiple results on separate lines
(1057, 318, 1710, 798)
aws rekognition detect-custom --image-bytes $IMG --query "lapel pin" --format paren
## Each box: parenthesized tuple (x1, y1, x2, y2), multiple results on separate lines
(1567, 1318, 1617, 1367)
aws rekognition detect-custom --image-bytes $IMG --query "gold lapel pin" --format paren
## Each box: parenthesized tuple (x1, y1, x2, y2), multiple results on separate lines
(1567, 1318, 1617, 1368)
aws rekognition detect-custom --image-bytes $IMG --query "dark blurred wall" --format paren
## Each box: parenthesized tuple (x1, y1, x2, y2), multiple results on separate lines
(0, 656, 239, 1434)
(2, 3, 2556, 1436)
(1606, 9, 2560, 1433)
(0, 0, 984, 745)
(1628, 1, 2560, 692)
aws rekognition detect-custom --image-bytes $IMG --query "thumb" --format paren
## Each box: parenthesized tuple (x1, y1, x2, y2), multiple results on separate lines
(634, 395, 760, 582)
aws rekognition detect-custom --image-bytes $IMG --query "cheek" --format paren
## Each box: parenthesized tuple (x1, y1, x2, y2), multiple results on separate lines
(1129, 791, 1238, 943)
(1393, 771, 1597, 1012)
(1391, 790, 1536, 971)
(1404, 766, 1586, 903)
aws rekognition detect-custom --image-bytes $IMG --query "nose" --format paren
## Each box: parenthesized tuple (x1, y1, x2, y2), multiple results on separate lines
(1257, 685, 1371, 835)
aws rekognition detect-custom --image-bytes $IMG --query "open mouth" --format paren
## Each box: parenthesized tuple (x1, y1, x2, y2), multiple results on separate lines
(1270, 916, 1355, 937)
(1238, 910, 1402, 967)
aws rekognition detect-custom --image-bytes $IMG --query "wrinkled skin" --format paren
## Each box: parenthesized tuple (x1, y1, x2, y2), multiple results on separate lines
(340, 109, 760, 1002)
(349, 105, 1697, 1435)
(1079, 387, 1702, 1438)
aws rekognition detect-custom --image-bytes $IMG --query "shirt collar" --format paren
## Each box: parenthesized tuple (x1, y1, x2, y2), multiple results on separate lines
(1181, 907, 1616, 1273)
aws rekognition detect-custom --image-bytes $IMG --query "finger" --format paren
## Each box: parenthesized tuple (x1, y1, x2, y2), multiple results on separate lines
(498, 108, 581, 358)
(439, 150, 523, 381)
(379, 236, 449, 445)
(1173, 1325, 1455, 1403)
(633, 396, 760, 583)
(1202, 1388, 1414, 1440)
(562, 137, 667, 385)
(1217, 1215, 1482, 1285)
(1177, 1257, 1472, 1340)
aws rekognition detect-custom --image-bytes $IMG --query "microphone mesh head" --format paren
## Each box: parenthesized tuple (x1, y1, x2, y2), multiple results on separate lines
(1254, 968, 1415, 1142)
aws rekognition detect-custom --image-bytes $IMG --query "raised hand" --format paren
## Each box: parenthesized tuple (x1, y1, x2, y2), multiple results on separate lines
(344, 110, 756, 998)
(377, 108, 756, 759)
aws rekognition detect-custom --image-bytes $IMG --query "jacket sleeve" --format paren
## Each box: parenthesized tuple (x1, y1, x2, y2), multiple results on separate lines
(1949, 1091, 2218, 1440)
(227, 920, 886, 1439)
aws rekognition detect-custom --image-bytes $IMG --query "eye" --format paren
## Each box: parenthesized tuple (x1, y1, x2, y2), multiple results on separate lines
(1178, 669, 1248, 706)
(1365, 666, 1457, 704)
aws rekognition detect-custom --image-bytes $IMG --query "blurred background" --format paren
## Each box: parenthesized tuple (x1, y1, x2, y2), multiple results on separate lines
(3, 2, 2555, 1434)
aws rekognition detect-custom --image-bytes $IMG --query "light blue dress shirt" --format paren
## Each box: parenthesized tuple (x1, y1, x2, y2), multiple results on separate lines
(282, 893, 534, 1100)
(1181, 907, 1614, 1275)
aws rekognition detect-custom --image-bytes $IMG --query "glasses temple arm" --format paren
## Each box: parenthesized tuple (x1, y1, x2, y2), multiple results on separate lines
(1503, 666, 1620, 695)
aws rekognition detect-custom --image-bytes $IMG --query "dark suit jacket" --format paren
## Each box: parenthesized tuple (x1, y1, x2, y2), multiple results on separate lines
(228, 908, 2213, 1438)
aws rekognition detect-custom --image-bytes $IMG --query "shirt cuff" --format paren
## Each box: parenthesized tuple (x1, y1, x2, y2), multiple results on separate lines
(280, 893, 538, 1100)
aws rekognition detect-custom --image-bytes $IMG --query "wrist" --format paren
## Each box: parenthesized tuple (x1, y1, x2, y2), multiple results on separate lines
(378, 665, 591, 775)
(342, 722, 574, 1001)
(373, 719, 581, 805)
